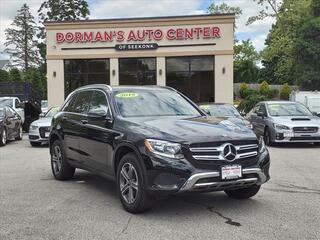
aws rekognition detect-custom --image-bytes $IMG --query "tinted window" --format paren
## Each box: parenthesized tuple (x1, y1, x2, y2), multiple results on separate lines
(113, 89, 201, 117)
(64, 59, 110, 96)
(15, 99, 19, 108)
(89, 91, 109, 115)
(0, 99, 13, 108)
(64, 91, 92, 114)
(166, 56, 214, 103)
(119, 58, 156, 85)
(45, 107, 60, 117)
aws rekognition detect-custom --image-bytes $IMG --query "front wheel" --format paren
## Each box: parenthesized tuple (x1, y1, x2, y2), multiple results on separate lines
(264, 128, 273, 146)
(0, 128, 7, 146)
(225, 185, 261, 199)
(15, 126, 23, 140)
(117, 153, 152, 213)
(50, 140, 75, 180)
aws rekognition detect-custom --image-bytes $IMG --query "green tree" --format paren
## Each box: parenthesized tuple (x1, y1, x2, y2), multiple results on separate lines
(259, 0, 312, 85)
(234, 40, 261, 83)
(280, 83, 291, 100)
(247, 0, 281, 25)
(295, 0, 320, 90)
(9, 68, 22, 82)
(4, 4, 40, 70)
(0, 70, 10, 82)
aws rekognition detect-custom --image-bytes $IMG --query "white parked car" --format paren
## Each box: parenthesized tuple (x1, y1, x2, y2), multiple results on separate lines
(28, 106, 60, 146)
(0, 97, 25, 123)
(290, 91, 320, 116)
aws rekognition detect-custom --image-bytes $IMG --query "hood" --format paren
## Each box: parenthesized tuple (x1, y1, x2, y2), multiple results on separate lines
(271, 115, 320, 128)
(31, 117, 52, 127)
(223, 116, 251, 127)
(119, 115, 257, 144)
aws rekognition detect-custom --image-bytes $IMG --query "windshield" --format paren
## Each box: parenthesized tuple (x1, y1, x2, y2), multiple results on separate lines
(113, 89, 201, 117)
(45, 107, 60, 117)
(0, 99, 13, 108)
(0, 108, 4, 117)
(267, 103, 312, 116)
(200, 104, 240, 117)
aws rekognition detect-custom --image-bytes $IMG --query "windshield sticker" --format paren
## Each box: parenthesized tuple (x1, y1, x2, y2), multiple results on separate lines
(115, 92, 139, 98)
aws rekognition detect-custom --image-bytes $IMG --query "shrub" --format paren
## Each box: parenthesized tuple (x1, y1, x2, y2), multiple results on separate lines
(239, 83, 248, 98)
(267, 88, 279, 99)
(238, 94, 268, 114)
(259, 81, 270, 96)
(280, 83, 291, 100)
(242, 88, 258, 98)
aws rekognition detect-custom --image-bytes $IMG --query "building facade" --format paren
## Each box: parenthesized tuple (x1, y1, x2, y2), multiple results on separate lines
(45, 14, 234, 107)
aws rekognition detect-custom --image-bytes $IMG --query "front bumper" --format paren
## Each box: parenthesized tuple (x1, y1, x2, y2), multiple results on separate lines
(28, 128, 49, 143)
(273, 130, 320, 143)
(143, 148, 270, 195)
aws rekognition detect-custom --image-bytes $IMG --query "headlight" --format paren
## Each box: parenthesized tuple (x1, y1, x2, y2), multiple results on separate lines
(144, 139, 184, 159)
(29, 125, 38, 131)
(258, 136, 266, 153)
(273, 123, 290, 130)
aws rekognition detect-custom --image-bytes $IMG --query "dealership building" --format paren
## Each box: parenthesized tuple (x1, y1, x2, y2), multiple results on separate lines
(45, 14, 234, 107)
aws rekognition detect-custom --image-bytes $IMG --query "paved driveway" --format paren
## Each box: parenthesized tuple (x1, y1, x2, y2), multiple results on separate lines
(0, 137, 319, 240)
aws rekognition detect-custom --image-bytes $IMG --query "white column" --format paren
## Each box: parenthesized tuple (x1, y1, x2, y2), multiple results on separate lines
(47, 59, 65, 107)
(214, 55, 233, 104)
(110, 58, 119, 86)
(157, 57, 166, 86)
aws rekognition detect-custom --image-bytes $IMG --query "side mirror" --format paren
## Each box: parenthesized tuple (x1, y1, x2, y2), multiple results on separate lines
(39, 113, 45, 118)
(88, 109, 113, 126)
(257, 111, 265, 117)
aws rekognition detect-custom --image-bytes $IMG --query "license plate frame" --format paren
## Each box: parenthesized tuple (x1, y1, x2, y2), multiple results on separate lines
(45, 132, 50, 138)
(221, 165, 242, 180)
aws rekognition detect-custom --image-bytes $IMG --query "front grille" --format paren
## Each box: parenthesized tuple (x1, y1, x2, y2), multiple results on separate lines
(290, 137, 320, 141)
(190, 143, 258, 161)
(39, 127, 51, 138)
(29, 135, 39, 140)
(293, 127, 318, 133)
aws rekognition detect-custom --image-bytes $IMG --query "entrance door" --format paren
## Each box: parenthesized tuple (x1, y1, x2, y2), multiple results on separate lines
(166, 56, 215, 103)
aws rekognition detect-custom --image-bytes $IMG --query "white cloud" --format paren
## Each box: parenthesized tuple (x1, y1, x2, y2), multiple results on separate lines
(90, 0, 205, 19)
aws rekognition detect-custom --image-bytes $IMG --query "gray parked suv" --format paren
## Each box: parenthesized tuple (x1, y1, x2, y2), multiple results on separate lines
(247, 101, 320, 146)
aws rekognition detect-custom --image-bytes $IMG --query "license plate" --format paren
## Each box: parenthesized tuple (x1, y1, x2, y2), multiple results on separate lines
(221, 165, 242, 180)
(284, 132, 294, 138)
(45, 132, 50, 138)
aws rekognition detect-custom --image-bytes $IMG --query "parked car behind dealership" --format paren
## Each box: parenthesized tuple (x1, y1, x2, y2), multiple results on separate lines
(0, 106, 23, 146)
(0, 97, 25, 123)
(49, 85, 270, 213)
(247, 101, 320, 146)
(198, 103, 253, 129)
(29, 106, 60, 146)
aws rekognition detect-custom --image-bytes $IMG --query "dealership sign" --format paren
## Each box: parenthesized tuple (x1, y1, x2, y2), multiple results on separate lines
(55, 26, 221, 43)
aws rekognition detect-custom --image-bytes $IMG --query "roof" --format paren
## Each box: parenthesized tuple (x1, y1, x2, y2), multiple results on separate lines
(198, 102, 230, 105)
(0, 60, 9, 69)
(261, 101, 295, 104)
(44, 13, 235, 25)
(73, 84, 175, 92)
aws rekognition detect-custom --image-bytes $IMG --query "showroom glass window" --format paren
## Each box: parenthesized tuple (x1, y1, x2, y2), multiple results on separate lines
(64, 59, 110, 97)
(166, 56, 214, 103)
(119, 58, 156, 85)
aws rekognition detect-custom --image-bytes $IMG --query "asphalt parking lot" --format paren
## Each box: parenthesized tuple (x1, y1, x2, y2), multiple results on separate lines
(0, 136, 319, 240)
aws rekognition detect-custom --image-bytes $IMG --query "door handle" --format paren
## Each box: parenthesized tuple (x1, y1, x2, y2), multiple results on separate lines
(81, 119, 88, 124)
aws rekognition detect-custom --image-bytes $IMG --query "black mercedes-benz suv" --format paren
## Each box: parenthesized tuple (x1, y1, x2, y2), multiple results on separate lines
(49, 84, 270, 213)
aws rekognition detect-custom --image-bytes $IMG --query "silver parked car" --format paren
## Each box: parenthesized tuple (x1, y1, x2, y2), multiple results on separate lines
(247, 101, 320, 146)
(28, 106, 60, 146)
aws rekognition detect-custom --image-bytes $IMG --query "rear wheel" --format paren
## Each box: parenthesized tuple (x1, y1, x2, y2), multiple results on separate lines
(50, 140, 75, 180)
(225, 185, 261, 199)
(117, 153, 152, 213)
(264, 128, 273, 146)
(15, 126, 23, 140)
(0, 128, 7, 146)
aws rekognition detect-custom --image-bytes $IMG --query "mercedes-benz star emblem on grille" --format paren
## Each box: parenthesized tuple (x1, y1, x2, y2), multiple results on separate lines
(223, 144, 237, 161)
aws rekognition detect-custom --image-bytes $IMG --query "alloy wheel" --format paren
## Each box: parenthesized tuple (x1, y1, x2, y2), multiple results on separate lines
(52, 145, 63, 174)
(2, 129, 6, 145)
(120, 163, 139, 204)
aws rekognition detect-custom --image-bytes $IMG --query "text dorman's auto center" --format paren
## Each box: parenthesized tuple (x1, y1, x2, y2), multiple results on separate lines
(44, 14, 235, 107)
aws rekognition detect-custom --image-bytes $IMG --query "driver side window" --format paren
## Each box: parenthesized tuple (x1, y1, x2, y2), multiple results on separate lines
(88, 90, 110, 116)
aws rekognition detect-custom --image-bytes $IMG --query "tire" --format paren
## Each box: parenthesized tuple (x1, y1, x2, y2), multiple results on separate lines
(50, 140, 75, 180)
(117, 153, 152, 213)
(15, 126, 23, 140)
(0, 128, 7, 146)
(30, 141, 41, 147)
(264, 128, 274, 146)
(225, 185, 261, 199)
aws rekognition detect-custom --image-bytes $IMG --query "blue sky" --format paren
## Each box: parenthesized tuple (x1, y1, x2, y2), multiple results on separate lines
(0, 0, 275, 60)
